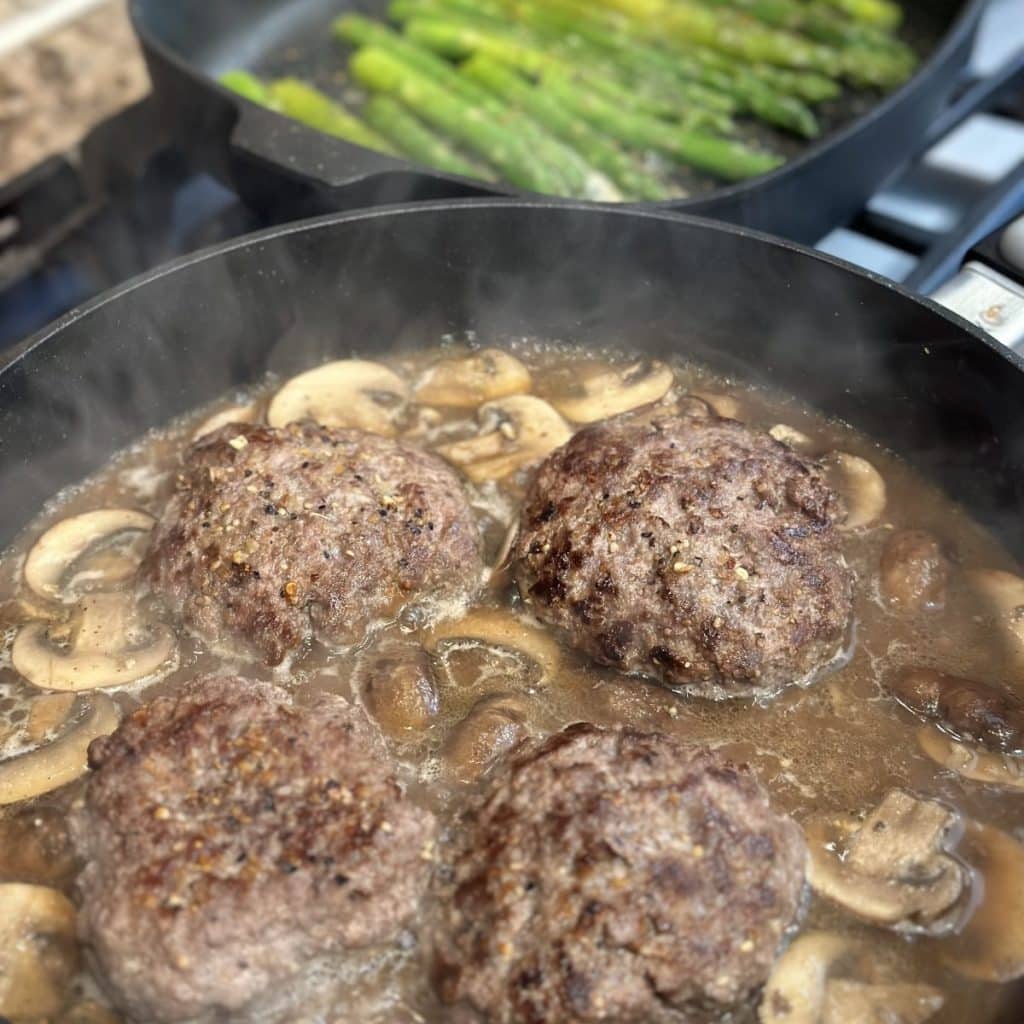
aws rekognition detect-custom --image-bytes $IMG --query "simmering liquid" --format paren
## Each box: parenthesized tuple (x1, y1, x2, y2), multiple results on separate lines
(1, 341, 1022, 1024)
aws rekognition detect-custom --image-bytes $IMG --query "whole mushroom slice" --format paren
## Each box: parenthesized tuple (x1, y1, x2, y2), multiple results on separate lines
(12, 592, 175, 692)
(769, 423, 813, 450)
(414, 348, 531, 408)
(916, 725, 1024, 790)
(888, 667, 1024, 754)
(549, 360, 674, 423)
(760, 932, 944, 1024)
(426, 606, 562, 682)
(967, 569, 1024, 666)
(442, 692, 534, 782)
(24, 509, 154, 602)
(0, 883, 78, 1019)
(0, 694, 119, 806)
(267, 359, 410, 436)
(821, 452, 886, 530)
(436, 395, 572, 483)
(805, 789, 970, 935)
(193, 402, 257, 440)
(941, 820, 1024, 982)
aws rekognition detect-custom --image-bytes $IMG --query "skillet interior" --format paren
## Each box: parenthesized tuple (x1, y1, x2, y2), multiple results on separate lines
(130, 0, 970, 202)
(1, 201, 1024, 1021)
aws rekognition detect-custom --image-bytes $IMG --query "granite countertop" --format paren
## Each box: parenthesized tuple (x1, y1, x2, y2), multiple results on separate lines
(0, 0, 149, 184)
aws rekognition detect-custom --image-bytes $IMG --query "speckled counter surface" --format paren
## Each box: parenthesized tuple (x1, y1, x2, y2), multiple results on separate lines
(0, 1, 148, 184)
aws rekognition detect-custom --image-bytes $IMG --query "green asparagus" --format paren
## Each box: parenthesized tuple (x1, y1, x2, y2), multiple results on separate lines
(351, 47, 588, 195)
(461, 54, 674, 200)
(542, 68, 784, 181)
(220, 70, 280, 109)
(364, 96, 496, 178)
(338, 14, 624, 198)
(820, 0, 903, 29)
(269, 78, 396, 152)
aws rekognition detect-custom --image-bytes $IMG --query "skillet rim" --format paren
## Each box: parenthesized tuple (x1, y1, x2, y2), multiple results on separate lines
(3, 198, 1020, 377)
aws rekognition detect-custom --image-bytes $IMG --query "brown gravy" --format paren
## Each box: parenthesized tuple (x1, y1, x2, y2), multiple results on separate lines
(1, 341, 1022, 1023)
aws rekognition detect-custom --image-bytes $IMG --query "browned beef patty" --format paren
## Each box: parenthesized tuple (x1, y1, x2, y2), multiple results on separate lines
(142, 422, 483, 665)
(431, 724, 807, 1024)
(71, 676, 436, 1023)
(514, 414, 853, 695)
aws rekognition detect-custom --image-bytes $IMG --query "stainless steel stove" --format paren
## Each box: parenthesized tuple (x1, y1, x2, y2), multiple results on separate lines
(1, 0, 1022, 350)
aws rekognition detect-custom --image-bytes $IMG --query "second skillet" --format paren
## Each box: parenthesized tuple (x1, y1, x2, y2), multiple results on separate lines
(129, 0, 985, 243)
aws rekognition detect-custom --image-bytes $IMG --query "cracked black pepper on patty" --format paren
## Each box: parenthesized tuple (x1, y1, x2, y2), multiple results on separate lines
(430, 724, 807, 1023)
(513, 413, 853, 696)
(142, 422, 483, 664)
(71, 675, 437, 1022)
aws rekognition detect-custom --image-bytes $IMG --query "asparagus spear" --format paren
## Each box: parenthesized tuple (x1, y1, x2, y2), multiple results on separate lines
(364, 96, 496, 179)
(461, 54, 672, 200)
(541, 68, 784, 181)
(350, 47, 584, 195)
(337, 14, 615, 198)
(269, 78, 397, 152)
(820, 0, 903, 29)
(509, 0, 822, 134)
(220, 70, 280, 108)
(403, 17, 735, 134)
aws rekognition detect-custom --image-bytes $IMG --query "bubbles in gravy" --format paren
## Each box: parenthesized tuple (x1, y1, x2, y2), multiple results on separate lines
(1, 340, 1022, 1024)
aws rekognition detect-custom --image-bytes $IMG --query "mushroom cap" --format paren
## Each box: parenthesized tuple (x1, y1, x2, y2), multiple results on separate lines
(436, 395, 572, 483)
(267, 359, 409, 436)
(549, 360, 674, 423)
(11, 593, 175, 693)
(0, 693, 119, 806)
(805, 789, 970, 936)
(821, 452, 886, 530)
(414, 349, 531, 408)
(24, 509, 154, 602)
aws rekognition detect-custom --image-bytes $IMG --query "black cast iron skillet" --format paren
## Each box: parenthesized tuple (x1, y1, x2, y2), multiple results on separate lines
(1, 200, 1024, 1019)
(129, 0, 986, 243)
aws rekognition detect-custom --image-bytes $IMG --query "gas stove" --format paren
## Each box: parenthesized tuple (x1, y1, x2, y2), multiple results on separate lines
(1, 0, 1022, 351)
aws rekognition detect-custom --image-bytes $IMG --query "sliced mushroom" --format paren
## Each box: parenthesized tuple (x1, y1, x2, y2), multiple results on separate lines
(426, 606, 561, 682)
(12, 592, 175, 692)
(805, 789, 969, 935)
(25, 693, 76, 743)
(770, 424, 813, 449)
(879, 531, 949, 611)
(267, 360, 409, 436)
(942, 820, 1024, 982)
(916, 725, 1024, 790)
(0, 693, 119, 806)
(436, 395, 571, 483)
(760, 933, 943, 1024)
(358, 642, 440, 738)
(549, 361, 674, 423)
(967, 569, 1024, 666)
(24, 508, 154, 602)
(822, 980, 943, 1024)
(692, 390, 740, 419)
(0, 806, 77, 888)
(443, 692, 533, 781)
(414, 349, 531, 408)
(822, 452, 886, 530)
(889, 667, 1024, 754)
(193, 402, 257, 440)
(0, 883, 78, 1019)
(760, 932, 852, 1024)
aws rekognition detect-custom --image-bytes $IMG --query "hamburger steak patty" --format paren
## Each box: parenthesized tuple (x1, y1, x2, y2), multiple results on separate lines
(431, 724, 807, 1023)
(71, 676, 437, 1023)
(514, 414, 853, 695)
(143, 422, 483, 665)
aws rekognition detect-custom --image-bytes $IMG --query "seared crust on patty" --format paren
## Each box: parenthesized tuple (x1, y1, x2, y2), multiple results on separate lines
(143, 422, 483, 665)
(431, 724, 807, 1023)
(514, 414, 853, 695)
(71, 676, 436, 1022)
